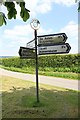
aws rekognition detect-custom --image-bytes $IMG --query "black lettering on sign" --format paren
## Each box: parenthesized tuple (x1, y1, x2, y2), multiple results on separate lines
(45, 37, 52, 39)
(40, 47, 47, 50)
(40, 38, 43, 40)
(39, 50, 57, 53)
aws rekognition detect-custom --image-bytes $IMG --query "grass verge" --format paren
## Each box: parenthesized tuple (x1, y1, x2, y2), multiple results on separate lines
(0, 65, 79, 80)
(1, 75, 79, 118)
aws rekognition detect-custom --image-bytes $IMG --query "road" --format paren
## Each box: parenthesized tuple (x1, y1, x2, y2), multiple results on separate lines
(0, 68, 79, 91)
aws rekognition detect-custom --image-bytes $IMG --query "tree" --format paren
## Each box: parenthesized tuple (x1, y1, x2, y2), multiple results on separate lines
(0, 0, 79, 27)
(75, 0, 80, 11)
(0, 0, 30, 26)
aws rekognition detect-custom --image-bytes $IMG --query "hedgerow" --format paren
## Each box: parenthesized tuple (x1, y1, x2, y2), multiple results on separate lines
(0, 54, 79, 73)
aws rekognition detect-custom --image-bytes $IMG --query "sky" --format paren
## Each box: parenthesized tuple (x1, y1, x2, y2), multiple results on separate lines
(0, 0, 79, 56)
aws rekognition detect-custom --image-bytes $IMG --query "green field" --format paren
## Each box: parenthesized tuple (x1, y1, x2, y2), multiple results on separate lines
(1, 75, 79, 118)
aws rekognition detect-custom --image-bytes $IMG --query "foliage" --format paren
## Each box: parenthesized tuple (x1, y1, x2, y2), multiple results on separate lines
(75, 0, 80, 11)
(38, 54, 79, 73)
(0, 0, 80, 26)
(0, 0, 30, 26)
(78, 1, 80, 11)
(0, 54, 80, 73)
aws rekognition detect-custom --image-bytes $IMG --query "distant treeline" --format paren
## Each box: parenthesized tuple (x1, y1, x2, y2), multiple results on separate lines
(0, 54, 80, 73)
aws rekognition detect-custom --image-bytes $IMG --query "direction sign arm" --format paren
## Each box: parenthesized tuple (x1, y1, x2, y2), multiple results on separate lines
(63, 33, 68, 42)
(66, 43, 71, 53)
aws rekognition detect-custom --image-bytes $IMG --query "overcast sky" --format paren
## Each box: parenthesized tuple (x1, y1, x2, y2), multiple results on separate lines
(0, 0, 78, 56)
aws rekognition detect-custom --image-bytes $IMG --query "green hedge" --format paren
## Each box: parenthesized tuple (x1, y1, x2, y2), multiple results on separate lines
(0, 54, 80, 73)
(38, 54, 79, 68)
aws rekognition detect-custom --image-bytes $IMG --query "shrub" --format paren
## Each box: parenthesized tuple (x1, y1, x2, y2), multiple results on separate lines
(0, 54, 80, 73)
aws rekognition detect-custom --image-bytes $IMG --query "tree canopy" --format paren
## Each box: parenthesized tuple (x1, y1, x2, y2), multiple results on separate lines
(0, 0, 80, 26)
(0, 0, 30, 26)
(75, 0, 80, 11)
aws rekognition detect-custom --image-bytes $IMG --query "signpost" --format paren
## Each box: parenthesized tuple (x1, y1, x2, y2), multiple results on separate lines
(30, 19, 40, 103)
(38, 43, 71, 55)
(38, 33, 67, 46)
(19, 47, 35, 59)
(18, 18, 71, 103)
(26, 39, 35, 49)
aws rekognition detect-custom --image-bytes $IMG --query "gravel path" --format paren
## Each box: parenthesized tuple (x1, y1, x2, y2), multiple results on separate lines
(0, 68, 79, 91)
